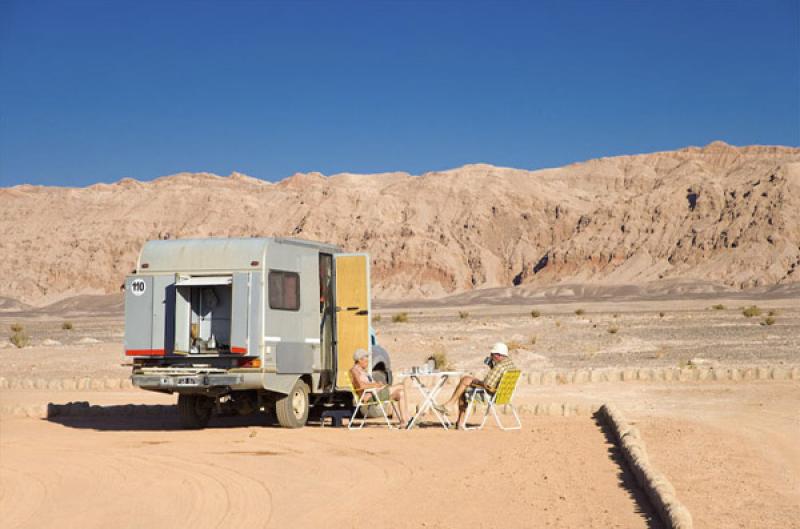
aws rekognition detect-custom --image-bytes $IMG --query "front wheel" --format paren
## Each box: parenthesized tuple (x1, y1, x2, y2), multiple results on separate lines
(177, 394, 214, 429)
(275, 379, 310, 428)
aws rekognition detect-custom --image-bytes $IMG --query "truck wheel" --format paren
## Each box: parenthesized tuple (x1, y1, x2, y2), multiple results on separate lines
(177, 394, 214, 429)
(275, 379, 309, 428)
(365, 370, 390, 418)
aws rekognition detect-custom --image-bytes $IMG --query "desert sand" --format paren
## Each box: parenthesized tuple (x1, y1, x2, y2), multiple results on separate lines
(2, 289, 799, 529)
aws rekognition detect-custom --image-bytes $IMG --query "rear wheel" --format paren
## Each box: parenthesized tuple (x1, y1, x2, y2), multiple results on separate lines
(275, 379, 309, 428)
(177, 394, 214, 429)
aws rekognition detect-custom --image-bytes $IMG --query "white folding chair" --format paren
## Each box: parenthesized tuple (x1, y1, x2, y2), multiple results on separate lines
(463, 369, 522, 430)
(347, 373, 400, 430)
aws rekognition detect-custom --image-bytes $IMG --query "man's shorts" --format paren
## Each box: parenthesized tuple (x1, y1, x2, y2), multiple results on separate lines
(377, 386, 391, 401)
(463, 386, 489, 403)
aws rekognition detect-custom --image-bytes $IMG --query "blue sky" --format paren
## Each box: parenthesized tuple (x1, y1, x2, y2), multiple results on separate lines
(1, 0, 798, 187)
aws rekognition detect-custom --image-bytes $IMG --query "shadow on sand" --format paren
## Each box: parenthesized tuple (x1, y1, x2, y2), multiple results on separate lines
(593, 412, 664, 529)
(44, 401, 436, 431)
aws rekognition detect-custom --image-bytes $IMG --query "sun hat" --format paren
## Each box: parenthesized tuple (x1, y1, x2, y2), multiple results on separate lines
(490, 342, 509, 356)
(353, 348, 369, 361)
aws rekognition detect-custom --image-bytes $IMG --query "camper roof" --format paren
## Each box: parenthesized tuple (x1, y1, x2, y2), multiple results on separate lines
(136, 237, 341, 273)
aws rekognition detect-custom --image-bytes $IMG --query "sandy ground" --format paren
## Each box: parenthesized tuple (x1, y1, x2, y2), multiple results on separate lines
(2, 380, 798, 529)
(0, 391, 658, 529)
(1, 294, 799, 528)
(1, 295, 798, 380)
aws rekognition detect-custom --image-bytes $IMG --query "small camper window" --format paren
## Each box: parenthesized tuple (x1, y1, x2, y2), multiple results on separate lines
(268, 270, 300, 311)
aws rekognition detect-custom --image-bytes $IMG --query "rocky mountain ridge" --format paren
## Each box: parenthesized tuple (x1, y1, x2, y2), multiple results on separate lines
(1, 141, 798, 305)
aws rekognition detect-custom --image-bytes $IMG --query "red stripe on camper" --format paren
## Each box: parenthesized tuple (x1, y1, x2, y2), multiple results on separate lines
(231, 347, 247, 354)
(125, 349, 165, 356)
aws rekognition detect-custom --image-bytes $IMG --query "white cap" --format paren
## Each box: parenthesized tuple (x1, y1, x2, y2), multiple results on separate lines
(353, 348, 369, 361)
(490, 342, 509, 356)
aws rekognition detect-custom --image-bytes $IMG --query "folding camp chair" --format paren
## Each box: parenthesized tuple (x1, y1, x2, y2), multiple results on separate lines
(463, 369, 522, 430)
(347, 372, 401, 430)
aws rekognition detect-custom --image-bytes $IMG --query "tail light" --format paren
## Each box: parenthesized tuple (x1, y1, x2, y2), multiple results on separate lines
(238, 358, 261, 368)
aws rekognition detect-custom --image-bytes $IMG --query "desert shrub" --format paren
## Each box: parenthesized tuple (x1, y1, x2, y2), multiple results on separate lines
(458, 311, 469, 319)
(530, 309, 541, 318)
(428, 350, 451, 370)
(392, 312, 408, 323)
(10, 329, 29, 348)
(529, 335, 537, 345)
(62, 321, 73, 330)
(506, 340, 523, 352)
(767, 310, 778, 317)
(711, 304, 725, 310)
(742, 306, 761, 318)
(659, 312, 665, 318)
(607, 326, 619, 334)
(555, 320, 561, 328)
(612, 313, 619, 318)
(574, 309, 585, 316)
(762, 316, 776, 326)
(10, 323, 23, 333)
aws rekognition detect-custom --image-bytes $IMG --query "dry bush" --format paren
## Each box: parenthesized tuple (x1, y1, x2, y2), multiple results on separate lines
(530, 309, 541, 318)
(10, 323, 23, 333)
(574, 309, 585, 316)
(62, 321, 73, 330)
(392, 312, 408, 323)
(711, 304, 725, 310)
(767, 309, 778, 317)
(607, 326, 619, 334)
(612, 313, 619, 318)
(458, 311, 469, 319)
(742, 306, 761, 318)
(506, 340, 523, 352)
(529, 335, 537, 345)
(10, 330, 29, 348)
(658, 312, 665, 318)
(761, 316, 776, 326)
(428, 344, 451, 370)
(555, 320, 562, 328)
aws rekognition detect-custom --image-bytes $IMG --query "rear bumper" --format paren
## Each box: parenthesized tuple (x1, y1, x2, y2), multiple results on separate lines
(132, 373, 244, 391)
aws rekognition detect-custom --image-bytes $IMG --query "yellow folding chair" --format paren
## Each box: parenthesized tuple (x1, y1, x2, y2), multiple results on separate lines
(347, 372, 400, 430)
(463, 369, 522, 430)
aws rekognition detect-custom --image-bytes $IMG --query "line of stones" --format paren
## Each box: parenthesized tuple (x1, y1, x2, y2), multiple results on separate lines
(600, 403, 693, 529)
(1, 364, 797, 393)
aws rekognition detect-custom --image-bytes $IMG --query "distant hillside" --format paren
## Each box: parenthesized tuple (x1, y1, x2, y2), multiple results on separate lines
(1, 141, 799, 305)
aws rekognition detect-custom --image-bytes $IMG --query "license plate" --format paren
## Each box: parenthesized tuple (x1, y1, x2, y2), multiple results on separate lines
(176, 377, 200, 386)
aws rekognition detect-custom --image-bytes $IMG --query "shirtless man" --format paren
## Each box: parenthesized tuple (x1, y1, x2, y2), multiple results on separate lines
(349, 348, 410, 427)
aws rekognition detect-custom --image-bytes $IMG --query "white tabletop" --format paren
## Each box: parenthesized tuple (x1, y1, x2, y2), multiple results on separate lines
(395, 370, 463, 378)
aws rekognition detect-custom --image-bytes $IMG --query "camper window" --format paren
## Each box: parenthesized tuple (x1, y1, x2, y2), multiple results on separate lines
(269, 270, 300, 311)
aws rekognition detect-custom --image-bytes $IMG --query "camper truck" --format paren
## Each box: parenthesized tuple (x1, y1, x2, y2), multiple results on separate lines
(124, 237, 392, 428)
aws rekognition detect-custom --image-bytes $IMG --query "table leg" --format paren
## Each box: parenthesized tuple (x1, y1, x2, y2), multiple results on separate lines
(408, 375, 452, 430)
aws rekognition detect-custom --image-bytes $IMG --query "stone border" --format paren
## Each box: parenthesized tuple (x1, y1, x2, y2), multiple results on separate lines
(0, 366, 797, 392)
(0, 377, 135, 391)
(599, 403, 693, 529)
(525, 365, 799, 385)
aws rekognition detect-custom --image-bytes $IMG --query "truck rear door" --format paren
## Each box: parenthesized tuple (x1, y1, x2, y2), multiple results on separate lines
(333, 254, 371, 389)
